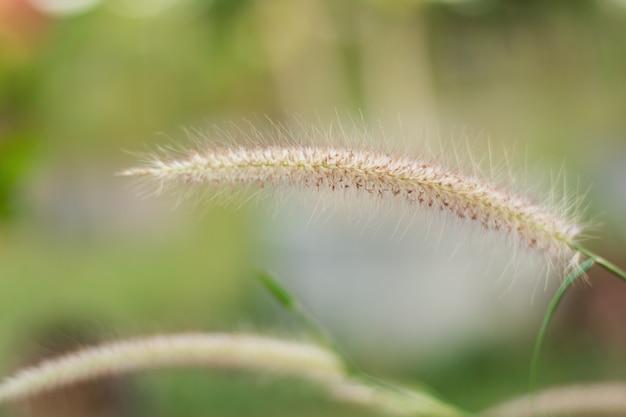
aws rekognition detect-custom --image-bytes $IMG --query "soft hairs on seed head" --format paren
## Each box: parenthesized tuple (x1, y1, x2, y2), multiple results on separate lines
(120, 145, 581, 262)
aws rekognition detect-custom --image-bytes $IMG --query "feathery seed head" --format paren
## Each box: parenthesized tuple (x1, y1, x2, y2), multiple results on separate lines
(120, 144, 582, 263)
(0, 333, 344, 403)
(0, 333, 464, 416)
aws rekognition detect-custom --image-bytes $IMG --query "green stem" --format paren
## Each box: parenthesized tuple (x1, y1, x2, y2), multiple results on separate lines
(255, 270, 358, 373)
(570, 242, 626, 281)
(529, 258, 595, 394)
(528, 245, 624, 412)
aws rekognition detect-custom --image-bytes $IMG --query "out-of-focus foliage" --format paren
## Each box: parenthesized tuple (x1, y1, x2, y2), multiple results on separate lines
(0, 0, 625, 415)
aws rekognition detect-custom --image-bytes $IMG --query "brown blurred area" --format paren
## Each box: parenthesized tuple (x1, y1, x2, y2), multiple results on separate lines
(563, 251, 626, 354)
(7, 321, 139, 417)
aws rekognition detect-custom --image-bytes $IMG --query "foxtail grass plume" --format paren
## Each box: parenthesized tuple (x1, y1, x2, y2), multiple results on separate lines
(120, 143, 582, 263)
(0, 333, 343, 403)
(0, 333, 463, 416)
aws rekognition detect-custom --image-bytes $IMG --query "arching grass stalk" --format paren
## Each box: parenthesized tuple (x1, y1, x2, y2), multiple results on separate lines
(0, 334, 343, 403)
(120, 145, 582, 264)
(0, 333, 467, 417)
(121, 141, 626, 284)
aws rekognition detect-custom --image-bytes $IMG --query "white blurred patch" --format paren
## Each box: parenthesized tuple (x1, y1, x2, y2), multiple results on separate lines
(28, 0, 101, 16)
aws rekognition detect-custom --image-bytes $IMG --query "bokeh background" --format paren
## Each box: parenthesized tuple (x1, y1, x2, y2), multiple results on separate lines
(1, 0, 626, 415)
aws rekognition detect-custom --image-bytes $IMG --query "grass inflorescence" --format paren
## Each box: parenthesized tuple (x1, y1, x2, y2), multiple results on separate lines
(0, 333, 465, 417)
(119, 140, 582, 269)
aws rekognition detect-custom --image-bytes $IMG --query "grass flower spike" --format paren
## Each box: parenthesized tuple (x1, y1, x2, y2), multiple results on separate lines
(0, 333, 464, 417)
(120, 144, 581, 263)
(0, 333, 344, 403)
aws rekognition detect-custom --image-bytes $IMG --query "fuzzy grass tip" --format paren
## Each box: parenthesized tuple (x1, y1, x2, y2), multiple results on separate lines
(120, 144, 582, 263)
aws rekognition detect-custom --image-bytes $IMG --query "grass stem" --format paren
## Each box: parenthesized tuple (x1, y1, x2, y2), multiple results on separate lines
(570, 242, 626, 282)
(529, 258, 595, 395)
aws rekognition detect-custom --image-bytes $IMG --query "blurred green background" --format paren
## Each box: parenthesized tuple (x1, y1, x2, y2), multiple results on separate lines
(1, 0, 626, 415)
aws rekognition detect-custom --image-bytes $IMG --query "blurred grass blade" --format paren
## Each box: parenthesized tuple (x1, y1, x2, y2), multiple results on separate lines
(255, 270, 474, 416)
(254, 269, 348, 366)
(256, 269, 296, 310)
